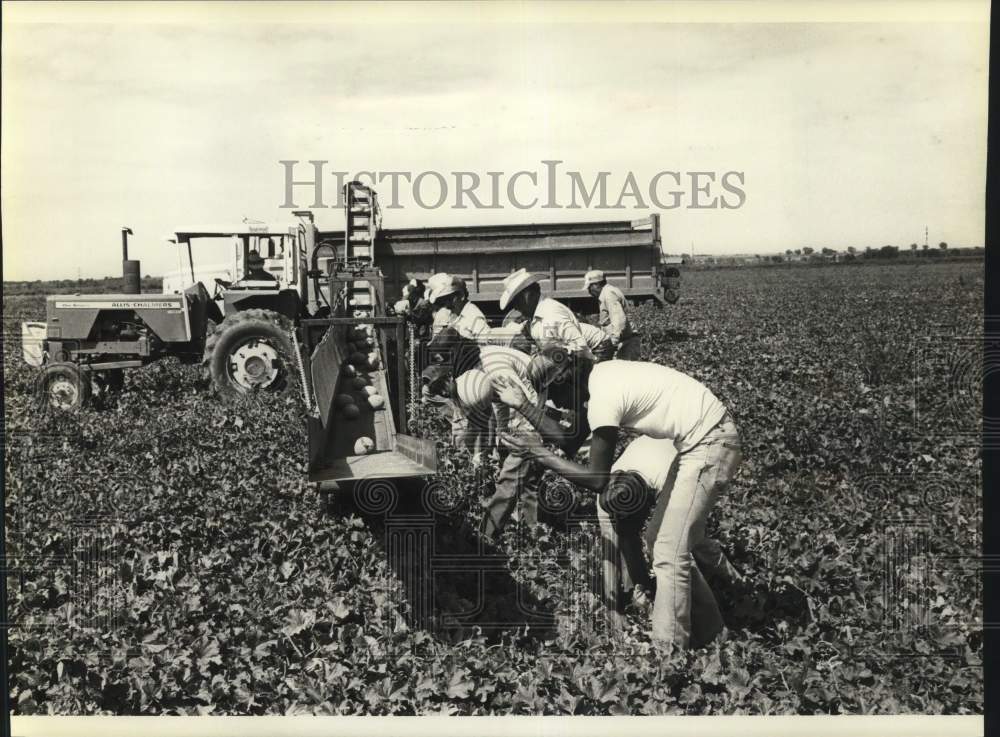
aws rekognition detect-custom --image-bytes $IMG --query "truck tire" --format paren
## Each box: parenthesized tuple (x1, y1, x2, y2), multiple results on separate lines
(36, 362, 91, 411)
(204, 309, 296, 398)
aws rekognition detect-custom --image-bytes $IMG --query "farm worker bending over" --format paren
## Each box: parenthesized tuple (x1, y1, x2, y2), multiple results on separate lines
(599, 436, 744, 646)
(583, 270, 641, 360)
(496, 353, 742, 652)
(499, 269, 595, 456)
(427, 273, 491, 341)
(420, 327, 555, 465)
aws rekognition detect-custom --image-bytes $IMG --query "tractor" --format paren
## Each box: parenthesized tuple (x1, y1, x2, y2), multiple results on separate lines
(24, 182, 379, 409)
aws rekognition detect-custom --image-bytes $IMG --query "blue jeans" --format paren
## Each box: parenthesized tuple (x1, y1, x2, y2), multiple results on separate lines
(649, 416, 742, 649)
(598, 439, 742, 627)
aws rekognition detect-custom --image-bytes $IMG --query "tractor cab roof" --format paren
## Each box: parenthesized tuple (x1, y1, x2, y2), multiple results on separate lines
(168, 224, 296, 243)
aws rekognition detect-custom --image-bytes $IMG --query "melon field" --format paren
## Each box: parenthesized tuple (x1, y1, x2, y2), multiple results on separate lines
(3, 260, 983, 715)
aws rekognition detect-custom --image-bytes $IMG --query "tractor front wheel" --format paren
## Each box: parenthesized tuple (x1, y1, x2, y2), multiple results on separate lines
(36, 362, 92, 411)
(204, 309, 296, 398)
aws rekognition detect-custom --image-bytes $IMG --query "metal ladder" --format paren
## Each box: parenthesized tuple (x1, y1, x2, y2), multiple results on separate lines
(343, 181, 379, 317)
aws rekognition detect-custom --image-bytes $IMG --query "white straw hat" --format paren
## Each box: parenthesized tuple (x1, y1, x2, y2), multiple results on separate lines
(498, 269, 541, 311)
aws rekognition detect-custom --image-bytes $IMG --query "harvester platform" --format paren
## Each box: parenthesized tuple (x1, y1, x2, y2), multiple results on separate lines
(304, 315, 436, 492)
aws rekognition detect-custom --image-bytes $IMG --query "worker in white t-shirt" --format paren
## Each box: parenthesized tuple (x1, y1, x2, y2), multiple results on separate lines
(495, 353, 742, 652)
(427, 273, 491, 342)
(599, 435, 744, 646)
(583, 270, 641, 360)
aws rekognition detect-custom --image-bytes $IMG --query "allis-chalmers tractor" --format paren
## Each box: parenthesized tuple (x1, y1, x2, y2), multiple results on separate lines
(24, 182, 679, 411)
(24, 183, 381, 409)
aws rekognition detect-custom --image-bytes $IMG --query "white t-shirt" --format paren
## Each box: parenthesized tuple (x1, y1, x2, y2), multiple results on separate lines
(529, 298, 595, 359)
(611, 435, 678, 491)
(586, 361, 727, 452)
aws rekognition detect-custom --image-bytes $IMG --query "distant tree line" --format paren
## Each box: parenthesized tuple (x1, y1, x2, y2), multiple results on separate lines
(4, 275, 163, 295)
(679, 240, 982, 269)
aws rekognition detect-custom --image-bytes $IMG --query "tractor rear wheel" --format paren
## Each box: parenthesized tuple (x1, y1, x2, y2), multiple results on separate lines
(204, 309, 296, 398)
(36, 362, 91, 411)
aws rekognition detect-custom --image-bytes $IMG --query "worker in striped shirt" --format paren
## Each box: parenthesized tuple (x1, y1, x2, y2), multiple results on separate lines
(420, 329, 569, 536)
(583, 270, 641, 360)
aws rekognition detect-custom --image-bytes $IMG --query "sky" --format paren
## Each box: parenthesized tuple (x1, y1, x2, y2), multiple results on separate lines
(1, 3, 990, 281)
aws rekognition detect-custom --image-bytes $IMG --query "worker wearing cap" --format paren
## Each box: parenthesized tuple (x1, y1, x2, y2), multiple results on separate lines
(495, 354, 741, 652)
(598, 436, 744, 644)
(427, 273, 490, 342)
(583, 270, 640, 360)
(477, 343, 599, 541)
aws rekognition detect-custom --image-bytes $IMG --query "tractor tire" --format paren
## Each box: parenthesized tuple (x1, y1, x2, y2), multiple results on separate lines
(36, 362, 92, 411)
(204, 309, 296, 398)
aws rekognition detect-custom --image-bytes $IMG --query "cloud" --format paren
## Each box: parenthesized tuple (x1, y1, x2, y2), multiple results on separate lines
(1, 19, 988, 280)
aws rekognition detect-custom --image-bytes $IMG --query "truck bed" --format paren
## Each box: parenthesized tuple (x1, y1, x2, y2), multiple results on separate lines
(317, 215, 676, 310)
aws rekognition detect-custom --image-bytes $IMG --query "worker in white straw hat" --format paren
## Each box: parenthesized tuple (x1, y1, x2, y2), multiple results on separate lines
(583, 269, 641, 360)
(498, 268, 596, 459)
(428, 273, 490, 342)
(499, 269, 595, 361)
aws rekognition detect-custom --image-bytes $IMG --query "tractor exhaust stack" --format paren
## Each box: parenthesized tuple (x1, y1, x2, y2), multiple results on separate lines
(121, 226, 140, 294)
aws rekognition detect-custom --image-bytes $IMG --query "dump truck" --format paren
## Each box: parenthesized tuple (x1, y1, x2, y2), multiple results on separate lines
(24, 184, 679, 409)
(316, 215, 680, 315)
